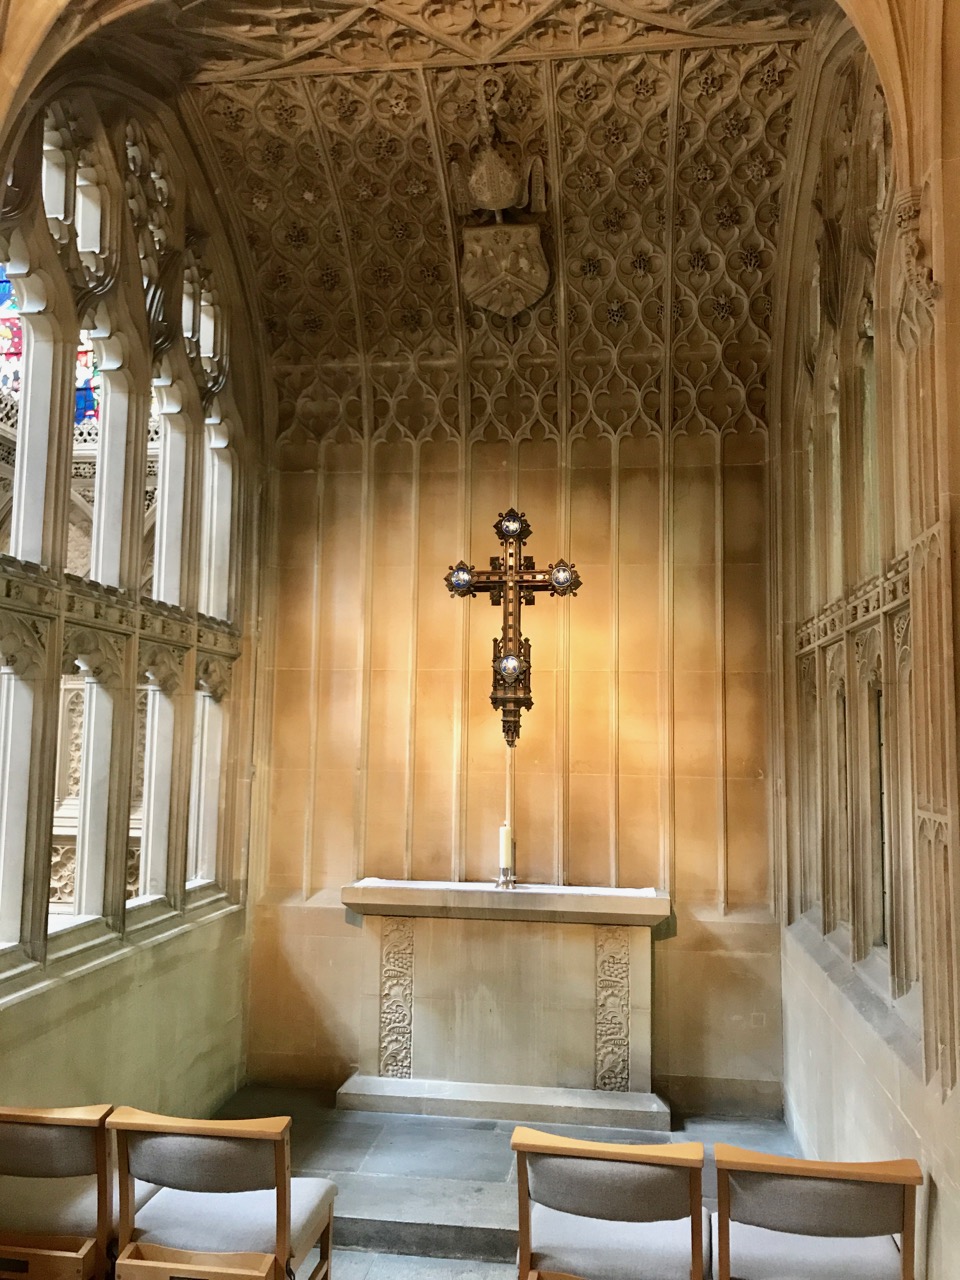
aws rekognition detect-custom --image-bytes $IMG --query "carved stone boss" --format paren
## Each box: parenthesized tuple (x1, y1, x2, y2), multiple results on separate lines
(445, 508, 580, 746)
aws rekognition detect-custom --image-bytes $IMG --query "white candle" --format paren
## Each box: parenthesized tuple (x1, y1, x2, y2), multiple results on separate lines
(499, 822, 514, 873)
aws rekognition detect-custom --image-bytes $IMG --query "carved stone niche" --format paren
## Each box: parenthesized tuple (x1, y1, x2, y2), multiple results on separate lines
(339, 880, 670, 1128)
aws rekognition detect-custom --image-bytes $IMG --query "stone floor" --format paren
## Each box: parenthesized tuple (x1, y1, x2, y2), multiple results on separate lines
(219, 1083, 800, 1275)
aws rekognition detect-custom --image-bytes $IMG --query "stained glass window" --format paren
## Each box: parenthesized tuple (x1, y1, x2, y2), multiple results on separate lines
(0, 264, 23, 435)
(74, 334, 101, 438)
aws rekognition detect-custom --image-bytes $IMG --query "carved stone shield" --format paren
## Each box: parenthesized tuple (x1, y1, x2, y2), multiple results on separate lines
(461, 224, 549, 319)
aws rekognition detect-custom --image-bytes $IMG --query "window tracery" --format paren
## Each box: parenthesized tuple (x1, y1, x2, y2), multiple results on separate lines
(785, 51, 952, 1085)
(0, 83, 248, 959)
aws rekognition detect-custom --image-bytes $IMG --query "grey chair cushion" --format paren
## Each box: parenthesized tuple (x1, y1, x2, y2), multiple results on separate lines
(727, 1171, 905, 1237)
(0, 1175, 157, 1235)
(711, 1213, 903, 1280)
(134, 1176, 337, 1271)
(530, 1202, 711, 1280)
(0, 1124, 98, 1178)
(127, 1133, 276, 1193)
(527, 1153, 691, 1222)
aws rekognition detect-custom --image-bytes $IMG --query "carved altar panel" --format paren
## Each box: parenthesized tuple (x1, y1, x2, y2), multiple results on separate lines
(379, 916, 414, 1078)
(365, 910, 657, 1100)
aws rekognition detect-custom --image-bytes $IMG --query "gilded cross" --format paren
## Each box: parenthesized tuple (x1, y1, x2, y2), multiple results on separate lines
(445, 509, 581, 747)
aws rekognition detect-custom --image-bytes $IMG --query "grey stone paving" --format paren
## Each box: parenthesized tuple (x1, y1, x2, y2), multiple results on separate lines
(325, 1251, 515, 1280)
(221, 1084, 800, 1266)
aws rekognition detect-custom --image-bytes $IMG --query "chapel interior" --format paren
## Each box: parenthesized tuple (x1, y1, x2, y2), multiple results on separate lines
(0, 0, 957, 1276)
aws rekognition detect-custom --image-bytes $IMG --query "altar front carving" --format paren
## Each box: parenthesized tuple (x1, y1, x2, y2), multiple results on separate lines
(340, 880, 671, 1128)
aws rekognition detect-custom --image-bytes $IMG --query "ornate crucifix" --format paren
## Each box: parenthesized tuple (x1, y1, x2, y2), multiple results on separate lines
(444, 509, 581, 748)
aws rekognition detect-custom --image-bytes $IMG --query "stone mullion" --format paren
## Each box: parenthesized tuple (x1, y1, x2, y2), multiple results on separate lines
(911, 521, 960, 1090)
(817, 640, 837, 936)
(766, 27, 824, 924)
(882, 608, 907, 996)
(848, 634, 874, 961)
(837, 321, 866, 595)
(99, 631, 136, 932)
(0, 662, 30, 942)
(659, 47, 682, 896)
(164, 649, 194, 911)
(210, 668, 234, 896)
(185, 393, 211, 618)
(17, 606, 61, 962)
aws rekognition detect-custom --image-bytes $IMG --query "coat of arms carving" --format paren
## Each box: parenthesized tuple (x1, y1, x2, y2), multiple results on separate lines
(461, 225, 549, 320)
(450, 73, 549, 320)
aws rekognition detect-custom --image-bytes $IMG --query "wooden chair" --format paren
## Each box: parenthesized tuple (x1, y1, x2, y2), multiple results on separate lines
(0, 1103, 113, 1280)
(512, 1125, 707, 1280)
(107, 1108, 336, 1280)
(714, 1143, 923, 1280)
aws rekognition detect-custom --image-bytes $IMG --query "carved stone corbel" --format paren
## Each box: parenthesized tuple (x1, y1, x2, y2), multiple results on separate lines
(63, 625, 125, 690)
(196, 651, 233, 702)
(139, 641, 185, 694)
(0, 608, 47, 678)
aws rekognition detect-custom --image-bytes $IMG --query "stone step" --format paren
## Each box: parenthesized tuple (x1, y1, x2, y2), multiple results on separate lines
(332, 1172, 516, 1262)
(337, 1074, 671, 1130)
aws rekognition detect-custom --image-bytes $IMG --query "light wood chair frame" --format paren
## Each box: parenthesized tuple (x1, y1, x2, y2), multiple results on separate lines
(0, 1103, 113, 1280)
(511, 1126, 705, 1280)
(107, 1108, 332, 1280)
(713, 1143, 923, 1280)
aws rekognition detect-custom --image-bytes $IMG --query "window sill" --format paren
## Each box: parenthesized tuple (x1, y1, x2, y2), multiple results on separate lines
(787, 912, 923, 1076)
(0, 896, 242, 1012)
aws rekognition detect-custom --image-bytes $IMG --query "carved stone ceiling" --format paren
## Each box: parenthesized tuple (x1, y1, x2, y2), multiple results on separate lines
(95, 0, 841, 438)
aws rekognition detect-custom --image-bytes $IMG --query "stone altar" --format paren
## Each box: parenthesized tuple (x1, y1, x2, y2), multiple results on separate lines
(338, 879, 672, 1128)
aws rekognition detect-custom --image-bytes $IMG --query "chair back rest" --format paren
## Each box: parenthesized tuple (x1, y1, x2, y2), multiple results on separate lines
(0, 1117, 101, 1178)
(124, 1131, 278, 1192)
(526, 1151, 692, 1222)
(727, 1168, 905, 1237)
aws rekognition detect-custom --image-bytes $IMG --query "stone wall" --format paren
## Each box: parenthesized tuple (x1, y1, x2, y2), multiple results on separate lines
(783, 928, 960, 1280)
(250, 423, 781, 1112)
(0, 910, 246, 1114)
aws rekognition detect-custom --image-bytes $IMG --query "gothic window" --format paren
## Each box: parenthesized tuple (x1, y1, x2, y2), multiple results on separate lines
(48, 675, 88, 923)
(149, 368, 191, 608)
(0, 265, 22, 553)
(187, 659, 231, 886)
(788, 63, 923, 1038)
(859, 315, 881, 573)
(199, 410, 234, 620)
(141, 389, 161, 595)
(827, 679, 850, 928)
(65, 331, 101, 579)
(868, 682, 887, 948)
(798, 657, 820, 913)
(0, 616, 44, 945)
(0, 86, 247, 966)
